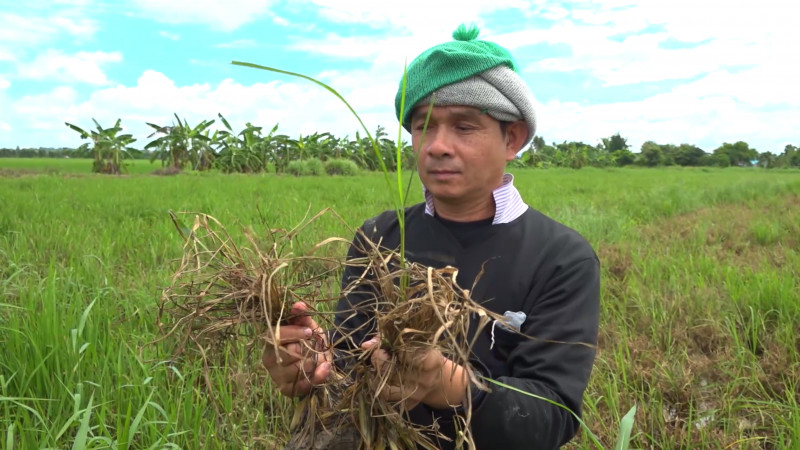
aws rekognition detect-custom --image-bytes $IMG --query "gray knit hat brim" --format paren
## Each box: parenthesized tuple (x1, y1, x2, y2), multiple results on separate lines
(413, 65, 536, 146)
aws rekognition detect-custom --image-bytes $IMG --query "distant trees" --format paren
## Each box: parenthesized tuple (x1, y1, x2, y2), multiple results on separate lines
(764, 144, 800, 169)
(713, 141, 758, 167)
(673, 144, 706, 166)
(3, 119, 796, 173)
(518, 133, 798, 170)
(639, 141, 663, 167)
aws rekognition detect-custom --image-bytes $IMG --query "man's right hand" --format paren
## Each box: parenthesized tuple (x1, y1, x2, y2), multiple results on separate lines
(262, 301, 331, 397)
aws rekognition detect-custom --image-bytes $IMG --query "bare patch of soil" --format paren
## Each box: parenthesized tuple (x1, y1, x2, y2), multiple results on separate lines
(0, 168, 51, 177)
(152, 166, 182, 176)
(586, 196, 800, 448)
(638, 196, 800, 270)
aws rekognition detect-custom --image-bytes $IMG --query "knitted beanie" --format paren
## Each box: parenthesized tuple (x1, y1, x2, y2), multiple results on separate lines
(395, 24, 537, 145)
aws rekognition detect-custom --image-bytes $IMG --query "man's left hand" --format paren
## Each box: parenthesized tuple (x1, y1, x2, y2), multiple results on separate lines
(361, 334, 468, 410)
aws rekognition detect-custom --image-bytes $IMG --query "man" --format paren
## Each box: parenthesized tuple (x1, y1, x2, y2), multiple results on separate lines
(263, 24, 600, 449)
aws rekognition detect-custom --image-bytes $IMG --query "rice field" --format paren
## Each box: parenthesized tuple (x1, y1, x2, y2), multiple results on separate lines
(1, 159, 798, 449)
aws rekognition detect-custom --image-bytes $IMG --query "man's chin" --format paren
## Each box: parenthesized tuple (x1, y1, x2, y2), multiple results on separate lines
(425, 187, 461, 202)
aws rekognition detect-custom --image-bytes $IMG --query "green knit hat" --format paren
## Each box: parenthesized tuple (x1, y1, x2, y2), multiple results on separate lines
(395, 24, 535, 143)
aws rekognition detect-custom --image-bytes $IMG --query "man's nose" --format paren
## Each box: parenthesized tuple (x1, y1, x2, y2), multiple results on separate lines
(423, 128, 453, 158)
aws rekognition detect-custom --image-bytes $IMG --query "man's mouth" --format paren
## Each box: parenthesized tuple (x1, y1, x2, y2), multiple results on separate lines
(428, 169, 460, 180)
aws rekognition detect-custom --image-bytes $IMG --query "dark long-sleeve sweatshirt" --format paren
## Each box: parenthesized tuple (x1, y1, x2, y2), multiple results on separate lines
(333, 202, 600, 449)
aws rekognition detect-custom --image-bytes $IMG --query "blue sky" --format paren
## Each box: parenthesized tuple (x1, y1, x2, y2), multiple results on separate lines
(1, 0, 798, 153)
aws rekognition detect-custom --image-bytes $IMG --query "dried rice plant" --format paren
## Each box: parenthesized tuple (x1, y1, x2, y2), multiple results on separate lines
(152, 210, 345, 362)
(324, 231, 509, 450)
(147, 208, 351, 445)
(149, 209, 511, 450)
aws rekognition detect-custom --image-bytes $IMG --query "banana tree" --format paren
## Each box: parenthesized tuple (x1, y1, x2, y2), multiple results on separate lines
(254, 122, 280, 172)
(64, 118, 137, 174)
(213, 113, 269, 173)
(350, 126, 400, 171)
(270, 134, 298, 174)
(213, 113, 246, 173)
(304, 132, 338, 161)
(145, 114, 215, 170)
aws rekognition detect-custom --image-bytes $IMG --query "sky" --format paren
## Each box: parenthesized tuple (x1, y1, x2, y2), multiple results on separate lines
(0, 0, 798, 153)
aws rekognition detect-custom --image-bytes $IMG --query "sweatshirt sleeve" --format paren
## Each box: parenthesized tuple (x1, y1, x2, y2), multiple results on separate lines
(470, 255, 601, 449)
(330, 217, 392, 358)
(330, 231, 376, 354)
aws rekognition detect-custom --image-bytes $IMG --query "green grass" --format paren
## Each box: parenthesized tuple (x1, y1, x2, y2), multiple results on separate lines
(1, 161, 799, 448)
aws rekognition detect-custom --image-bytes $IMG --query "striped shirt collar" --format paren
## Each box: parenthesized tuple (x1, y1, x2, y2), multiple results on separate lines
(423, 173, 529, 225)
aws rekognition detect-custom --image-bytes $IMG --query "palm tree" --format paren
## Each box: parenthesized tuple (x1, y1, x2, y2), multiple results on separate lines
(65, 118, 137, 174)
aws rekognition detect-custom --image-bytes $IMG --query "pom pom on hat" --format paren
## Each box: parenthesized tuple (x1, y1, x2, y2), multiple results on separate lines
(395, 24, 537, 145)
(452, 23, 480, 41)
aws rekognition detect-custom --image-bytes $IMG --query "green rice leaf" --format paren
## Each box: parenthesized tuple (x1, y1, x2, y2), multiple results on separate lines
(71, 394, 94, 450)
(614, 405, 637, 450)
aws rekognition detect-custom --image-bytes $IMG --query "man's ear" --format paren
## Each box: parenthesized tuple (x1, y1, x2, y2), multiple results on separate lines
(504, 121, 528, 161)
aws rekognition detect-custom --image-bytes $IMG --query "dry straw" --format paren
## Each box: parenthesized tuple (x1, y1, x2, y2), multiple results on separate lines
(149, 208, 349, 435)
(326, 231, 507, 449)
(151, 205, 508, 449)
(153, 209, 345, 361)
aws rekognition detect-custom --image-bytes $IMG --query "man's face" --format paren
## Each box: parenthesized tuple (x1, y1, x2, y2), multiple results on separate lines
(410, 105, 521, 207)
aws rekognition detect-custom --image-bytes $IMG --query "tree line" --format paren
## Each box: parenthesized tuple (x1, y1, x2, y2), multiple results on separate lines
(1, 116, 798, 173)
(524, 135, 800, 169)
(56, 115, 414, 174)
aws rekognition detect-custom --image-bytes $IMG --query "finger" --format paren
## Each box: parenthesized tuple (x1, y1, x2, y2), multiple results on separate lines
(265, 325, 313, 345)
(262, 353, 277, 371)
(370, 347, 392, 373)
(420, 350, 446, 371)
(277, 343, 303, 367)
(262, 341, 292, 368)
(298, 348, 332, 378)
(264, 341, 306, 369)
(310, 361, 332, 385)
(288, 302, 320, 330)
(379, 383, 420, 410)
(282, 378, 311, 397)
(360, 333, 381, 350)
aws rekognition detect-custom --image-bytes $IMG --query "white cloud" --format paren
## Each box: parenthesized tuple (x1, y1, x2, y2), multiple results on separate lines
(3, 70, 398, 148)
(158, 30, 180, 41)
(214, 39, 258, 49)
(536, 68, 800, 153)
(291, 34, 404, 59)
(301, 0, 530, 33)
(14, 86, 79, 131)
(131, 0, 275, 31)
(539, 4, 569, 20)
(0, 77, 9, 90)
(0, 122, 10, 131)
(2, 0, 799, 154)
(0, 11, 97, 49)
(508, 0, 800, 87)
(17, 50, 122, 85)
